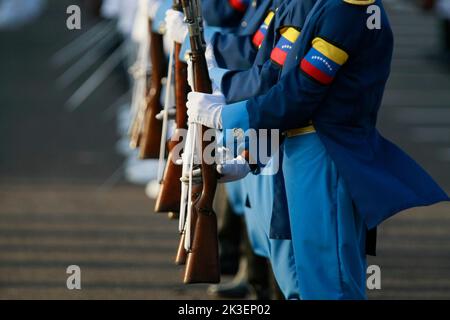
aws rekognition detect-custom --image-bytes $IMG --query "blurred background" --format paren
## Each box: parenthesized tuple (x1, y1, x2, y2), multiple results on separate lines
(0, 0, 450, 299)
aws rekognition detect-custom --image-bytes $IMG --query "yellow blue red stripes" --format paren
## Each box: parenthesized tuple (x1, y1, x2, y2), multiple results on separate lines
(270, 27, 301, 66)
(252, 11, 275, 48)
(300, 37, 349, 85)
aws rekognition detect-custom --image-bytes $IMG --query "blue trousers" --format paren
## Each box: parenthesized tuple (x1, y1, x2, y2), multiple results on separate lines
(283, 133, 367, 300)
(242, 169, 300, 300)
(225, 181, 245, 216)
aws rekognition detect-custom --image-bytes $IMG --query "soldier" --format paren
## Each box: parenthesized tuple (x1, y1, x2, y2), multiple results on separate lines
(186, 0, 449, 299)
(209, 0, 281, 70)
(186, 0, 320, 300)
(165, 0, 281, 298)
(165, 0, 305, 299)
(167, 0, 282, 70)
(202, 0, 317, 300)
(209, 0, 316, 103)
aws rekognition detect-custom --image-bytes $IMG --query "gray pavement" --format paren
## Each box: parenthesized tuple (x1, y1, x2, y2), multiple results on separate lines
(369, 0, 450, 299)
(0, 0, 450, 300)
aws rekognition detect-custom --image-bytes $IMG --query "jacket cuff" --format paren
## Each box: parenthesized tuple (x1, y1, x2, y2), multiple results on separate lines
(209, 67, 230, 90)
(221, 100, 250, 132)
(203, 26, 221, 44)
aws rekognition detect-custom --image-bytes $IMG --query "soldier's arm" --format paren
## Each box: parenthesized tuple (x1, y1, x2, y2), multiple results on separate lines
(211, 6, 277, 70)
(221, 4, 364, 132)
(211, 32, 259, 70)
(213, 0, 314, 104)
(218, 25, 301, 104)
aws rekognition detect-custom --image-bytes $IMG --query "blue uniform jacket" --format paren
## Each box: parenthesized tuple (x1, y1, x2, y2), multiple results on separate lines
(219, 0, 316, 239)
(179, 0, 262, 64)
(216, 0, 316, 103)
(222, 0, 449, 229)
(212, 0, 274, 70)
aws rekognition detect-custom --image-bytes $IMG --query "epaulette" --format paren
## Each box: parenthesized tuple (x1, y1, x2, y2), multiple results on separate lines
(343, 0, 376, 5)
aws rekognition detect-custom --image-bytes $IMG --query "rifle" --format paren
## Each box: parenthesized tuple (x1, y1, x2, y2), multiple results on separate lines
(154, 1, 190, 213)
(129, 13, 151, 149)
(175, 179, 202, 265)
(180, 0, 220, 284)
(138, 20, 166, 159)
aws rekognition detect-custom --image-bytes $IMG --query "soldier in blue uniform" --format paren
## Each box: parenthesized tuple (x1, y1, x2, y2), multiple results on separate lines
(165, 0, 293, 298)
(207, 0, 316, 300)
(186, 0, 449, 299)
(211, 0, 279, 70)
(195, 0, 317, 299)
(169, 0, 281, 70)
(166, 0, 313, 299)
(209, 0, 315, 104)
(214, 0, 303, 300)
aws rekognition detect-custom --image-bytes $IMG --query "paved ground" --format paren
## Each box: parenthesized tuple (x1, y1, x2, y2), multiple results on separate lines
(0, 0, 450, 299)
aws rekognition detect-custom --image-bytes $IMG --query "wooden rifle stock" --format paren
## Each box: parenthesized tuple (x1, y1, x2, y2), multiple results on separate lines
(155, 42, 189, 212)
(175, 181, 202, 265)
(129, 111, 142, 149)
(183, 56, 220, 283)
(183, 136, 220, 282)
(139, 20, 166, 159)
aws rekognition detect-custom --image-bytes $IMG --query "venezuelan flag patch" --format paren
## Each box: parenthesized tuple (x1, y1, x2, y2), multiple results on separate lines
(300, 37, 349, 85)
(252, 11, 275, 48)
(270, 27, 301, 66)
(229, 0, 249, 12)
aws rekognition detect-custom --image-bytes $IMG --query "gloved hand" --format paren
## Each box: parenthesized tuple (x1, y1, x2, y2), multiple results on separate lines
(164, 9, 188, 44)
(186, 90, 225, 129)
(216, 146, 232, 163)
(216, 155, 251, 183)
(184, 149, 251, 183)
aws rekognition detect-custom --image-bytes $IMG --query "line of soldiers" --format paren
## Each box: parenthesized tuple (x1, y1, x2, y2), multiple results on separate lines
(100, 0, 448, 300)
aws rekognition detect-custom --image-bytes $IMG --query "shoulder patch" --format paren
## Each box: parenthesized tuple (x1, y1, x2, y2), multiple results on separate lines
(252, 10, 275, 48)
(300, 37, 349, 85)
(270, 27, 301, 66)
(343, 0, 376, 5)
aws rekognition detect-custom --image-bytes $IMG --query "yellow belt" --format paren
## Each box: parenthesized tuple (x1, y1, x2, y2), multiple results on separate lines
(285, 125, 316, 138)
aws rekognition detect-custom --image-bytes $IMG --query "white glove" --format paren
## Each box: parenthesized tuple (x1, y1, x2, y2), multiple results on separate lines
(186, 91, 225, 129)
(216, 155, 251, 183)
(216, 146, 232, 162)
(178, 145, 228, 167)
(164, 9, 188, 44)
(205, 43, 217, 70)
(183, 150, 250, 183)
